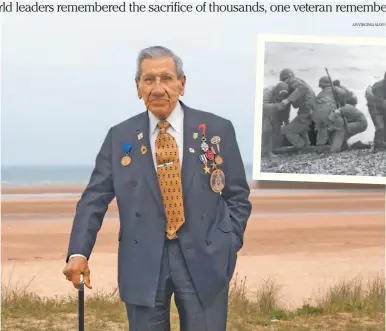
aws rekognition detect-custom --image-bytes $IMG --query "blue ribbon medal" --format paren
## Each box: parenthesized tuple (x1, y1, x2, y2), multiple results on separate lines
(121, 143, 133, 167)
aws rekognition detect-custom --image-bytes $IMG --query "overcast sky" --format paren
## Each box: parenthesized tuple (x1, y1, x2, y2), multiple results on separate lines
(2, 4, 385, 165)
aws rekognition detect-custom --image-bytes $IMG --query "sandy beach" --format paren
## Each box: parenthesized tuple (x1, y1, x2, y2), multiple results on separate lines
(1, 183, 385, 309)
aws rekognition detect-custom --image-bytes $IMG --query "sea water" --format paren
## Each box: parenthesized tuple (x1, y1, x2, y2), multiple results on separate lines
(1, 164, 254, 186)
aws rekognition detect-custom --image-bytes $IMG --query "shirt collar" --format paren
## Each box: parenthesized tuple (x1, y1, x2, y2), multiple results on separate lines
(148, 101, 184, 136)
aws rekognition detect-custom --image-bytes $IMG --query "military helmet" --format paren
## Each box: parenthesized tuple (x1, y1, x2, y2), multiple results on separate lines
(318, 76, 331, 88)
(279, 68, 294, 82)
(273, 82, 289, 96)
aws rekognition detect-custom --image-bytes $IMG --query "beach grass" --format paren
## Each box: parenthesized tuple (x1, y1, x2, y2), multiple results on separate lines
(1, 273, 384, 331)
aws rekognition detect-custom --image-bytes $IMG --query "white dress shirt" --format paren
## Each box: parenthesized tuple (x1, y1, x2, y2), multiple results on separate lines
(69, 102, 184, 261)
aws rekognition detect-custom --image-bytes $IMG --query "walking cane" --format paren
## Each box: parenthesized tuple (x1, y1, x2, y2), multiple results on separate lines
(79, 274, 84, 331)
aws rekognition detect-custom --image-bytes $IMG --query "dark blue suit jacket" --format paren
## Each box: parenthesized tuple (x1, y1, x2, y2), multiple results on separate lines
(66, 101, 252, 308)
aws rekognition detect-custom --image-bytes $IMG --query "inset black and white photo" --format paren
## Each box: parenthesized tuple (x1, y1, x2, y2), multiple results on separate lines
(253, 34, 386, 185)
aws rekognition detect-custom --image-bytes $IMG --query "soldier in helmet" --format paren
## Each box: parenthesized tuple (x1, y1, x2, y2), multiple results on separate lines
(313, 76, 347, 150)
(327, 104, 368, 153)
(261, 81, 290, 156)
(333, 80, 358, 106)
(365, 72, 386, 150)
(278, 68, 316, 151)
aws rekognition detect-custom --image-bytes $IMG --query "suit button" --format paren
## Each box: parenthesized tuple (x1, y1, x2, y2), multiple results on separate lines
(133, 239, 138, 244)
(131, 181, 137, 187)
(135, 212, 141, 217)
(206, 240, 212, 245)
(201, 214, 206, 220)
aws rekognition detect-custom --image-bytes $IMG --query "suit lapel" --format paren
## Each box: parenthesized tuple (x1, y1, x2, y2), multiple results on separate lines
(180, 102, 202, 199)
(135, 112, 164, 213)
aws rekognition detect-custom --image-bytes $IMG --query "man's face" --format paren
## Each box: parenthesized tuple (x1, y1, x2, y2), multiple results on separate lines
(136, 57, 186, 120)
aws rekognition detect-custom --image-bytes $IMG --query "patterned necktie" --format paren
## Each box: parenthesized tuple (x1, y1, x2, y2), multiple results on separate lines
(155, 120, 185, 239)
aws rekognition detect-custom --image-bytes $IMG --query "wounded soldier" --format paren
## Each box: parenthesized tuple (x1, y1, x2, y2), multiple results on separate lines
(327, 104, 368, 153)
(261, 82, 290, 156)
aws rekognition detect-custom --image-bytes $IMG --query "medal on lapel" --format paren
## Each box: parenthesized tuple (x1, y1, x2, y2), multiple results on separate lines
(196, 125, 226, 193)
(121, 143, 132, 166)
(205, 147, 215, 161)
(210, 169, 225, 193)
(209, 136, 225, 193)
(211, 136, 221, 152)
(198, 124, 209, 151)
(197, 123, 211, 174)
(199, 154, 211, 174)
(207, 147, 217, 170)
(210, 136, 223, 165)
(210, 136, 224, 165)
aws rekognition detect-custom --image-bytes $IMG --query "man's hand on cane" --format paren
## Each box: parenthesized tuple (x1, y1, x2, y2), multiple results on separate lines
(63, 256, 92, 290)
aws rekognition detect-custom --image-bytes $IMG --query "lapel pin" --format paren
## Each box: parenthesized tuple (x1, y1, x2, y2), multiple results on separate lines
(193, 132, 198, 139)
(137, 132, 143, 140)
(141, 145, 147, 155)
(121, 143, 132, 167)
(189, 148, 195, 153)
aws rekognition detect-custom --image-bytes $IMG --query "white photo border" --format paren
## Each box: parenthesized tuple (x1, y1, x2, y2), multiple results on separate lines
(252, 33, 386, 185)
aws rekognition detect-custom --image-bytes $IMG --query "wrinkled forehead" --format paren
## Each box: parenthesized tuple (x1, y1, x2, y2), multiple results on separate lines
(140, 57, 178, 76)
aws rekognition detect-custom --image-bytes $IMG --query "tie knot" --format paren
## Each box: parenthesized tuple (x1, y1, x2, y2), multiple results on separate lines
(158, 120, 170, 134)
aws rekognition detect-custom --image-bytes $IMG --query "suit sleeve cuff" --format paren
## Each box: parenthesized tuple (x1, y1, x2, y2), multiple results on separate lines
(69, 254, 87, 260)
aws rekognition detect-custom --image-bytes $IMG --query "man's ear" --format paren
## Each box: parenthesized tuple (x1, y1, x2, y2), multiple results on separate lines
(136, 80, 142, 99)
(179, 75, 187, 96)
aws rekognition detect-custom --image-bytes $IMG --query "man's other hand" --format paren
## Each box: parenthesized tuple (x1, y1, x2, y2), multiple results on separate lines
(63, 256, 92, 289)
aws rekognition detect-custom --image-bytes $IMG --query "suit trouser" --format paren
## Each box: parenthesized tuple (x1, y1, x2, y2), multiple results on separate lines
(330, 121, 367, 152)
(125, 239, 229, 331)
(282, 113, 312, 149)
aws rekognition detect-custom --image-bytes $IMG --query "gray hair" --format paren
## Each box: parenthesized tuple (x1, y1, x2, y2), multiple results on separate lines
(135, 46, 184, 82)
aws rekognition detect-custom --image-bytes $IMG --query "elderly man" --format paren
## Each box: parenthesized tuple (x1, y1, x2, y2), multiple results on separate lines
(365, 72, 386, 150)
(261, 81, 290, 156)
(327, 104, 368, 153)
(279, 68, 316, 151)
(313, 76, 347, 148)
(63, 46, 252, 331)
